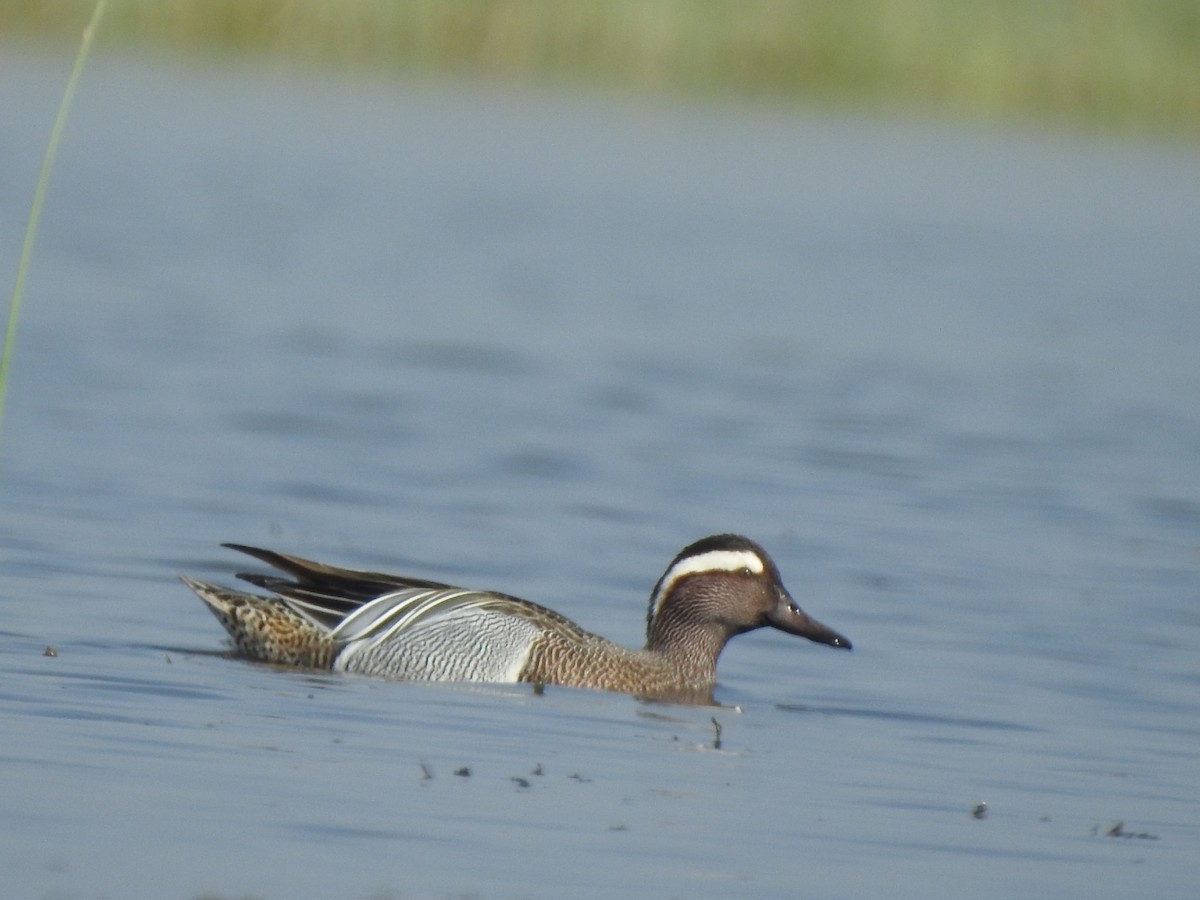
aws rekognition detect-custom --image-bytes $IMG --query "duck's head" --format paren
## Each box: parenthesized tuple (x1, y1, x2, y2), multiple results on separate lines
(646, 534, 852, 653)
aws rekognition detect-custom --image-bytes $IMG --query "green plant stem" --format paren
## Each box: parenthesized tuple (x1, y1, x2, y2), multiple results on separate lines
(0, 0, 107, 450)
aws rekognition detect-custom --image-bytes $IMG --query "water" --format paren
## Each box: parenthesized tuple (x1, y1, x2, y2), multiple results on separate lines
(2, 45, 1198, 899)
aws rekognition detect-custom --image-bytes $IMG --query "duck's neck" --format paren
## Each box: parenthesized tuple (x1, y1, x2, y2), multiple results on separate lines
(645, 615, 729, 683)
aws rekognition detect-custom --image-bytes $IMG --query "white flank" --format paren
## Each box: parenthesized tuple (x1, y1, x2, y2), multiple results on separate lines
(332, 593, 539, 683)
(651, 548, 764, 618)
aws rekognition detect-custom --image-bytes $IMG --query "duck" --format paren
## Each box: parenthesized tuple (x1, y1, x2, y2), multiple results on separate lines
(182, 533, 851, 704)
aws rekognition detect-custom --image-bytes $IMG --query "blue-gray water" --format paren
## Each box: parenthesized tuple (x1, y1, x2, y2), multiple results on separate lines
(2, 45, 1198, 899)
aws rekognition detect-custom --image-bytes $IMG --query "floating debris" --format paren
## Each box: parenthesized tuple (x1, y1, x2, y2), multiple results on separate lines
(419, 762, 434, 781)
(531, 763, 543, 776)
(1103, 821, 1158, 840)
(453, 767, 471, 778)
(511, 777, 531, 789)
(711, 716, 723, 750)
(971, 802, 988, 820)
(43, 646, 57, 657)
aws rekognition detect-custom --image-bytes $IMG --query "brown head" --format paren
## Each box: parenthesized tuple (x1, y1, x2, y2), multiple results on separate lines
(644, 534, 851, 674)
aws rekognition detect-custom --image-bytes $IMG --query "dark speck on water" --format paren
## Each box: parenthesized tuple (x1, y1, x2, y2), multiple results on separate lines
(1102, 821, 1159, 841)
(1, 45, 1197, 900)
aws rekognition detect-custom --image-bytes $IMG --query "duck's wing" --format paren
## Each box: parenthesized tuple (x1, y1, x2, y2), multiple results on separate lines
(324, 586, 573, 681)
(331, 587, 501, 641)
(221, 544, 588, 643)
(223, 543, 457, 628)
(332, 586, 590, 644)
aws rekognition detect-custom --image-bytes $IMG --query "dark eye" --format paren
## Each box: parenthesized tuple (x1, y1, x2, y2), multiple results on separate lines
(739, 566, 755, 578)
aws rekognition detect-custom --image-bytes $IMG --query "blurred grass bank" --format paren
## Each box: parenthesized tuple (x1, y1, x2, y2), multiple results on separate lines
(4, 0, 1198, 137)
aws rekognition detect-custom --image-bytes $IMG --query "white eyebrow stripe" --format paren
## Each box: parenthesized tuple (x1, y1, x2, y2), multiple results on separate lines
(651, 549, 764, 618)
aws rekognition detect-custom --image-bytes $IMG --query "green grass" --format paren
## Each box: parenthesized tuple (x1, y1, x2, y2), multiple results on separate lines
(0, 0, 106, 450)
(3, 0, 1199, 137)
